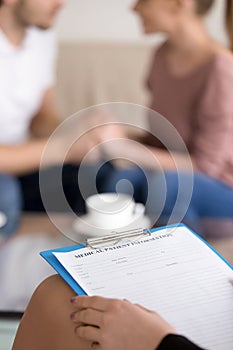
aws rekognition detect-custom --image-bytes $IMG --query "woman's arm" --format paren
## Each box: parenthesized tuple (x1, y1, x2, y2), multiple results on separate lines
(70, 296, 205, 350)
(70, 295, 176, 350)
(190, 57, 233, 181)
(101, 137, 194, 172)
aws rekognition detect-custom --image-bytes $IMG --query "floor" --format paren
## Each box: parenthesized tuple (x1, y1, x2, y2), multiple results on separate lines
(0, 319, 20, 350)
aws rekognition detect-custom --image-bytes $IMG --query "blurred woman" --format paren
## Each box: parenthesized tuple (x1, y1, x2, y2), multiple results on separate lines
(104, 0, 233, 237)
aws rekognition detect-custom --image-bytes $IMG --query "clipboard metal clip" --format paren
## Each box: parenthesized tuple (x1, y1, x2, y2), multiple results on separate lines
(86, 228, 151, 249)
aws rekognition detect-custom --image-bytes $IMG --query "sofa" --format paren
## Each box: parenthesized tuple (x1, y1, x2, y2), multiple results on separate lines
(55, 41, 153, 118)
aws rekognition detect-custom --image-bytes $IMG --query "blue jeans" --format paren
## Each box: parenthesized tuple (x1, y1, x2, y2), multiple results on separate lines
(103, 167, 233, 237)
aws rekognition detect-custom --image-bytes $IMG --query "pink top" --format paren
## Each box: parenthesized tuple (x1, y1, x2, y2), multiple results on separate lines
(147, 42, 233, 187)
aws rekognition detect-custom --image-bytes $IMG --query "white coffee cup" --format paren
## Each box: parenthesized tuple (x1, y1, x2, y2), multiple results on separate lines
(0, 212, 7, 229)
(85, 193, 144, 230)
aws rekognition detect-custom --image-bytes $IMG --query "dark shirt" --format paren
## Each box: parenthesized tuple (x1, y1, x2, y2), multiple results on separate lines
(157, 334, 205, 350)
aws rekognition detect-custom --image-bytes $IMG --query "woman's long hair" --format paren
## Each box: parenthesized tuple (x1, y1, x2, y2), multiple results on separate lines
(226, 0, 233, 50)
(196, 0, 233, 50)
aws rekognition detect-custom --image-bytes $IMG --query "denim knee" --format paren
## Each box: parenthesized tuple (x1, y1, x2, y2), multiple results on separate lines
(0, 174, 22, 237)
(145, 171, 194, 225)
(102, 166, 148, 203)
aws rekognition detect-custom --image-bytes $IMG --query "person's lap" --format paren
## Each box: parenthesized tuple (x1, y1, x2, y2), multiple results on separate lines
(2, 163, 233, 238)
(103, 166, 233, 237)
(158, 172, 233, 236)
(19, 162, 115, 213)
(0, 166, 84, 237)
(18, 164, 87, 213)
(0, 162, 115, 237)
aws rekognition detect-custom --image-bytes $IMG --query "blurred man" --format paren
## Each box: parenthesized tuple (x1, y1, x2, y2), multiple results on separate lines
(0, 0, 99, 238)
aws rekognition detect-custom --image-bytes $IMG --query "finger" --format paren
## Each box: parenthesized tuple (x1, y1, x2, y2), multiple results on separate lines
(71, 309, 103, 327)
(70, 316, 84, 328)
(71, 296, 115, 311)
(75, 325, 101, 343)
(91, 342, 100, 350)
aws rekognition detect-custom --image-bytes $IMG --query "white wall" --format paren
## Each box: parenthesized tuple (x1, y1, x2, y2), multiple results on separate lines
(55, 0, 228, 44)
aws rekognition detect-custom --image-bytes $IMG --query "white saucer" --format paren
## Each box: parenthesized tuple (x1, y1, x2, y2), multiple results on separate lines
(72, 212, 152, 243)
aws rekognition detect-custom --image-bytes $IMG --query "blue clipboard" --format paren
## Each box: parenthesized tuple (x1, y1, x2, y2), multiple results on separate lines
(40, 223, 232, 295)
(40, 243, 87, 295)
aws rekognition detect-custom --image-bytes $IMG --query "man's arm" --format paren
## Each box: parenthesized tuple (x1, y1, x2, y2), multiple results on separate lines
(29, 87, 61, 138)
(0, 139, 48, 175)
(0, 88, 62, 175)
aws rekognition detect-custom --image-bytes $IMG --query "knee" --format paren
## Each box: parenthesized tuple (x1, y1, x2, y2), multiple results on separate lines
(0, 174, 21, 208)
(0, 174, 22, 236)
(13, 275, 86, 350)
(103, 167, 147, 201)
(21, 274, 75, 340)
(29, 275, 75, 314)
(145, 172, 193, 221)
(13, 275, 89, 350)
